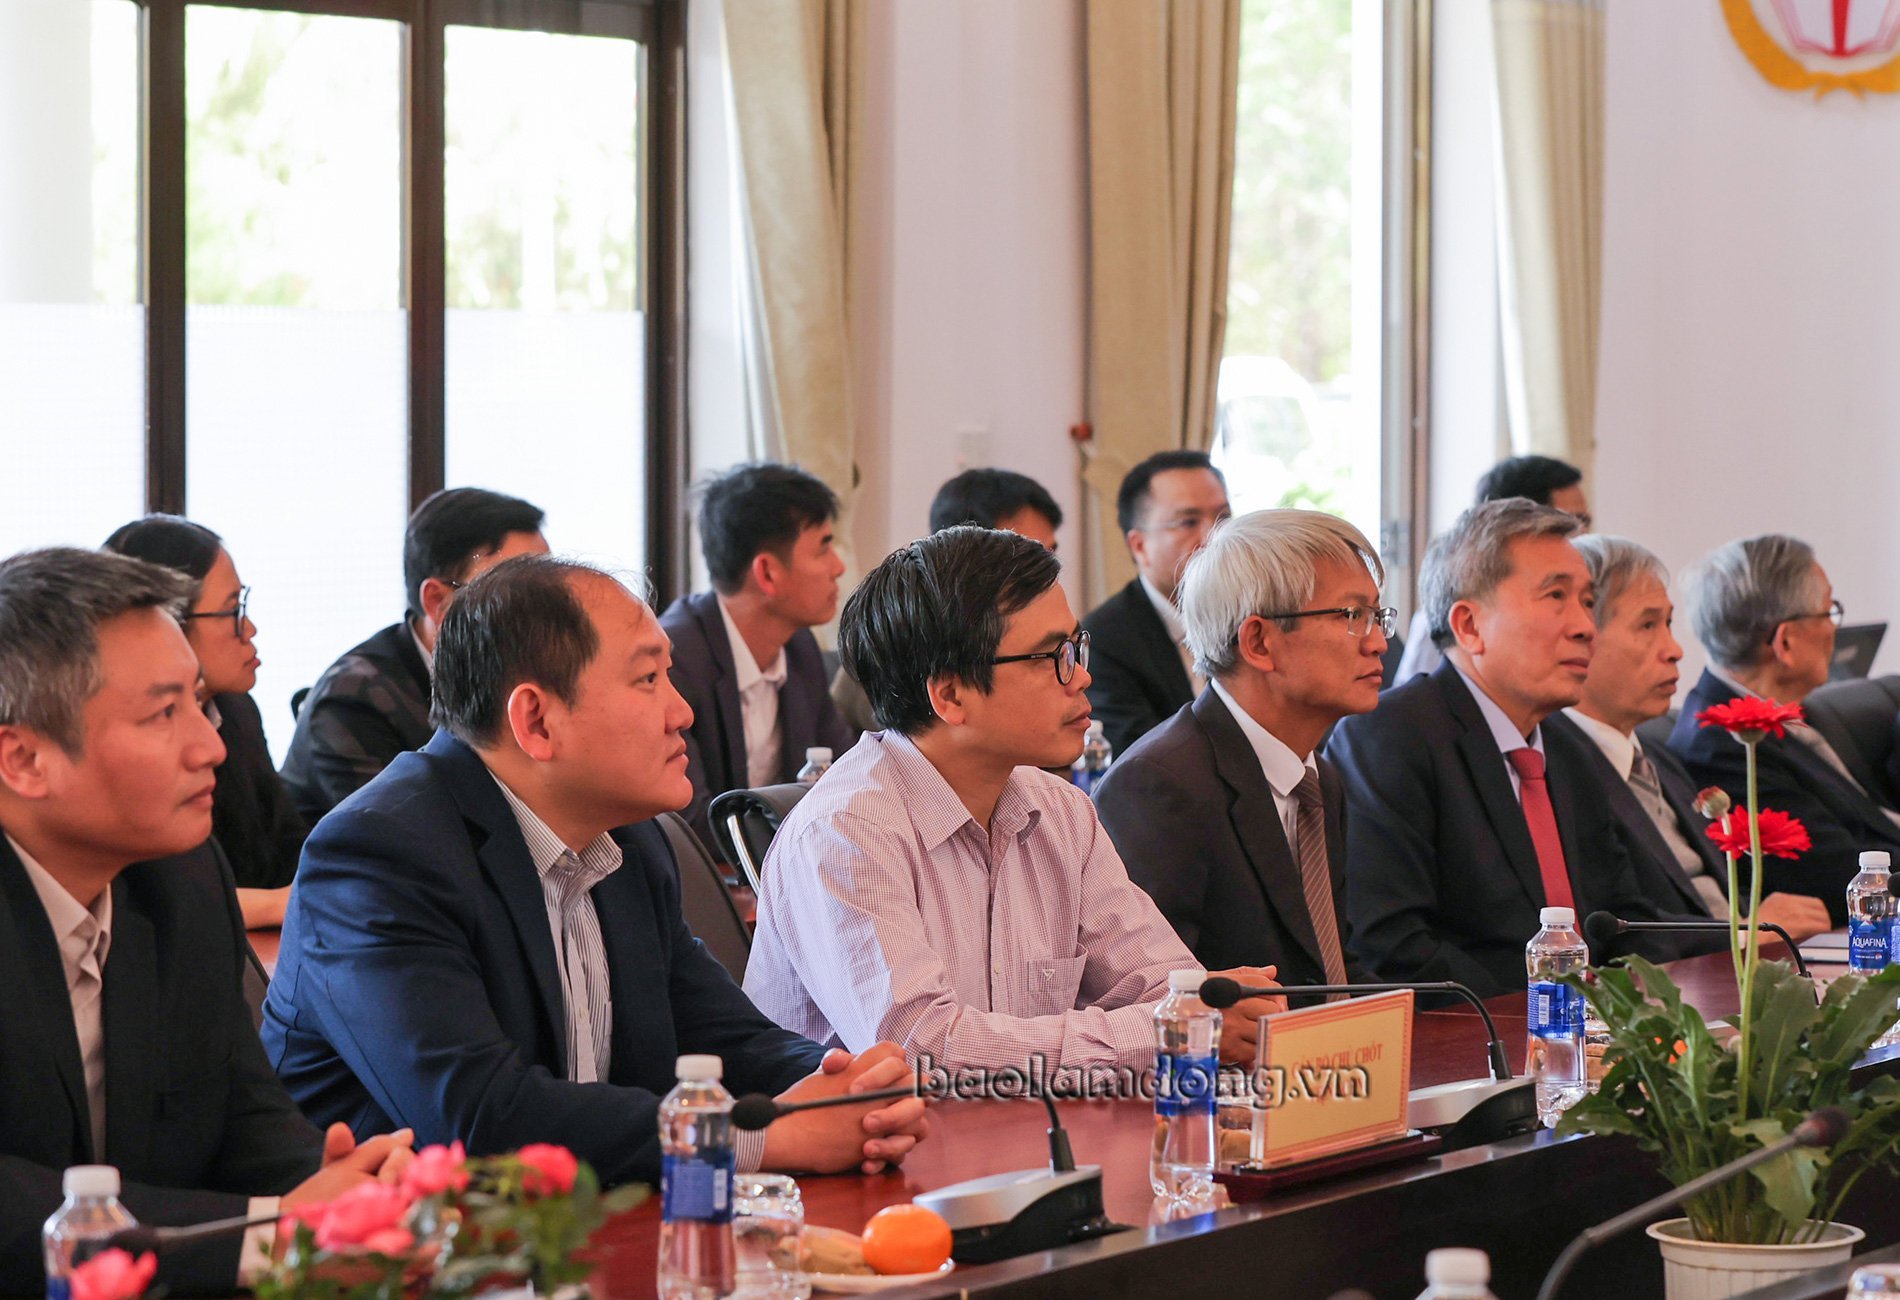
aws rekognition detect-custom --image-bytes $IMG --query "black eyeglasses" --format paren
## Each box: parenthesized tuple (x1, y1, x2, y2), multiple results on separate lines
(1255, 605, 1397, 638)
(1784, 598, 1845, 629)
(181, 586, 250, 637)
(992, 630, 1091, 685)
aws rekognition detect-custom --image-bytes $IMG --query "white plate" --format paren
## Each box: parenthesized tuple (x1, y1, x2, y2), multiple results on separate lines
(807, 1260, 955, 1293)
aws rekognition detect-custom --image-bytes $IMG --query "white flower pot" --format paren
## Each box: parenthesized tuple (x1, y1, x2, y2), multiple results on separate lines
(1647, 1218, 1865, 1299)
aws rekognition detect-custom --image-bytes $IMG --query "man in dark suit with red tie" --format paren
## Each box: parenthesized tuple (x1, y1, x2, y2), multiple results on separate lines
(1327, 500, 1686, 999)
(1096, 509, 1387, 1002)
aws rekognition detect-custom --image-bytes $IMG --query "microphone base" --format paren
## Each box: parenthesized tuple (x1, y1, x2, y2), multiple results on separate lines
(913, 1166, 1130, 1265)
(1409, 1076, 1539, 1149)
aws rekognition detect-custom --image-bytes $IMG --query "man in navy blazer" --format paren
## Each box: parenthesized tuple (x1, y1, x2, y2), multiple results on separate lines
(1096, 510, 1385, 997)
(264, 555, 927, 1187)
(1668, 534, 1900, 924)
(1328, 501, 1685, 998)
(0, 549, 409, 1295)
(662, 463, 857, 847)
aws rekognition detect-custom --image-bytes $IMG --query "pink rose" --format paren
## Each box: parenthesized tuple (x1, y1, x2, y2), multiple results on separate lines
(516, 1144, 579, 1196)
(69, 1249, 156, 1300)
(309, 1182, 416, 1255)
(402, 1141, 470, 1199)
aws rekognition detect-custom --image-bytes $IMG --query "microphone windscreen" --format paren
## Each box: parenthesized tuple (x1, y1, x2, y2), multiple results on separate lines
(1582, 911, 1623, 950)
(1793, 1107, 1850, 1148)
(1198, 976, 1243, 1010)
(730, 1094, 782, 1131)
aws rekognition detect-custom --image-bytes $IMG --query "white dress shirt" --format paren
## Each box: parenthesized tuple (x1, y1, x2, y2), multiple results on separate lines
(718, 598, 789, 789)
(1139, 575, 1206, 696)
(1450, 663, 1544, 800)
(1208, 679, 1315, 852)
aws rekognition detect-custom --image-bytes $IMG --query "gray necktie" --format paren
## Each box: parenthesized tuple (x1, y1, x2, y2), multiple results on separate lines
(1293, 770, 1350, 996)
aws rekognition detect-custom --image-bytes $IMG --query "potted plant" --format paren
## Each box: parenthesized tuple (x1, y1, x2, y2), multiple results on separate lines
(1560, 697, 1900, 1298)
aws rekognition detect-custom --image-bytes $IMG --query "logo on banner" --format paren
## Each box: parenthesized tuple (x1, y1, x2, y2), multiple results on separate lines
(1724, 0, 1900, 95)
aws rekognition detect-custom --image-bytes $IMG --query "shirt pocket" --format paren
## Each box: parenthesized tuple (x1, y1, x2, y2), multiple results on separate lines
(1020, 956, 1087, 1016)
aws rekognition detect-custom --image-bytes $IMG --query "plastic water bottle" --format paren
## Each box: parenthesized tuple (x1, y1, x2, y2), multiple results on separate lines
(1526, 906, 1587, 1127)
(794, 748, 832, 785)
(658, 1055, 737, 1300)
(43, 1166, 137, 1300)
(1848, 850, 1893, 972)
(1151, 968, 1220, 1200)
(1414, 1247, 1498, 1299)
(1072, 722, 1113, 796)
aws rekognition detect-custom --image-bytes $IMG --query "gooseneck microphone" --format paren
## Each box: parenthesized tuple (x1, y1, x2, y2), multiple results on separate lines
(730, 1083, 923, 1131)
(732, 1080, 1077, 1175)
(1582, 910, 1809, 979)
(94, 1213, 285, 1258)
(1534, 1108, 1850, 1300)
(1198, 976, 1513, 1082)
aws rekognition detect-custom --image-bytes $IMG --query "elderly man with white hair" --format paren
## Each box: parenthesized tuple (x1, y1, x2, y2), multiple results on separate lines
(1094, 509, 1386, 1003)
(1668, 534, 1900, 924)
(1550, 537, 1828, 943)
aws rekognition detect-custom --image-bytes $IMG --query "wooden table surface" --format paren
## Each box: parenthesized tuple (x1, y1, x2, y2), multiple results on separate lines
(579, 943, 1818, 1299)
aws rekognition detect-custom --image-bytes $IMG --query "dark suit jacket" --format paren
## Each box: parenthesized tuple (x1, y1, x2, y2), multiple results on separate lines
(1549, 713, 1722, 919)
(660, 592, 857, 847)
(279, 620, 434, 825)
(0, 838, 321, 1294)
(261, 731, 827, 1187)
(212, 691, 309, 890)
(1325, 662, 1683, 998)
(1668, 669, 1900, 925)
(1094, 689, 1370, 1001)
(1081, 579, 1195, 761)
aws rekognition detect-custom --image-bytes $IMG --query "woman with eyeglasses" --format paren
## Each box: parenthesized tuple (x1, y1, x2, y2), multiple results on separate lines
(103, 516, 307, 929)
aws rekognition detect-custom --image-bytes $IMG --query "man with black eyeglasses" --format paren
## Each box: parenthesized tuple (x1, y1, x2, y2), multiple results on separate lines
(744, 526, 1285, 1084)
(1095, 511, 1390, 1000)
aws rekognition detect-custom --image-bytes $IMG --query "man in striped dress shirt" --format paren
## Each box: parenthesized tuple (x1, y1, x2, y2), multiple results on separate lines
(745, 527, 1284, 1093)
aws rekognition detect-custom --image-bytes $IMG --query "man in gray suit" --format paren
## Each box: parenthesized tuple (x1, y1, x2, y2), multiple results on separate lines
(1553, 536, 1827, 942)
(1096, 511, 1387, 1000)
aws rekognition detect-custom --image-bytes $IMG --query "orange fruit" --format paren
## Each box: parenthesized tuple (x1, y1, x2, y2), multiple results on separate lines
(860, 1203, 953, 1276)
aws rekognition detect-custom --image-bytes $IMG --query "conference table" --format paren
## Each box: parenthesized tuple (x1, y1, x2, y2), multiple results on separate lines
(575, 945, 1900, 1300)
(240, 928, 1900, 1297)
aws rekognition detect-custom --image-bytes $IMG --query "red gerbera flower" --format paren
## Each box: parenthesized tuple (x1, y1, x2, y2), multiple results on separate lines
(1697, 697, 1804, 742)
(1706, 808, 1811, 860)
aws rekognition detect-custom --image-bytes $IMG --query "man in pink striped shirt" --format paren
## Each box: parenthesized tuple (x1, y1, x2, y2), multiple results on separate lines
(744, 527, 1282, 1090)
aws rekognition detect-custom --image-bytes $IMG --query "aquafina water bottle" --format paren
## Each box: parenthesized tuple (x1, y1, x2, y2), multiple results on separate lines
(1151, 969, 1220, 1200)
(658, 1055, 737, 1299)
(1072, 722, 1113, 796)
(1526, 907, 1587, 1127)
(1848, 850, 1893, 972)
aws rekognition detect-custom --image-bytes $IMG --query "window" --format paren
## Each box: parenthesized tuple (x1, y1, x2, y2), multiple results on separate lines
(1221, 0, 1423, 593)
(0, 0, 679, 755)
(0, 1, 144, 554)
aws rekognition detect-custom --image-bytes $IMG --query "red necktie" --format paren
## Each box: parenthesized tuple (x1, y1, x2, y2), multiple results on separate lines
(1506, 748, 1574, 910)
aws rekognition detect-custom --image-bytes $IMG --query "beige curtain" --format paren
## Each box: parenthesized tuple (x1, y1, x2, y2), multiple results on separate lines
(1081, 0, 1242, 599)
(1491, 0, 1605, 480)
(723, 0, 867, 553)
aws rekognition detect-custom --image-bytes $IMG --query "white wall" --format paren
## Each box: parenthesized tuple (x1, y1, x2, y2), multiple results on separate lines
(1595, 0, 1900, 680)
(849, 0, 1089, 606)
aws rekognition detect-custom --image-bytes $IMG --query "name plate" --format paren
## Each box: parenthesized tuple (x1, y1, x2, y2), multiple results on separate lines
(1247, 989, 1413, 1168)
